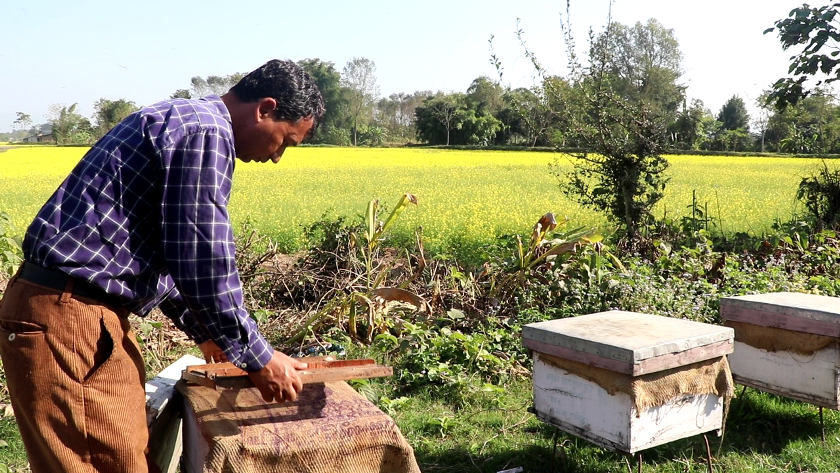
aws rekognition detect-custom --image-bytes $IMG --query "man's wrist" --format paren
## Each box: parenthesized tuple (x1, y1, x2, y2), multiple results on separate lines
(231, 344, 275, 372)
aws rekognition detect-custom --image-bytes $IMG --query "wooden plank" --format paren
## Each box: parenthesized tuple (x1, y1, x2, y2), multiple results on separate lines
(524, 338, 635, 375)
(721, 292, 840, 324)
(183, 358, 393, 390)
(524, 338, 733, 376)
(720, 305, 840, 337)
(632, 340, 733, 376)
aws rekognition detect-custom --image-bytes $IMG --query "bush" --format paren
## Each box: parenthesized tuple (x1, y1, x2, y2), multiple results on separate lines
(0, 213, 22, 278)
(797, 160, 840, 230)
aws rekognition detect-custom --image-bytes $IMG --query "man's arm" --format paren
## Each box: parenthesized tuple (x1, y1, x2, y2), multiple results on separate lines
(157, 285, 212, 344)
(158, 129, 273, 372)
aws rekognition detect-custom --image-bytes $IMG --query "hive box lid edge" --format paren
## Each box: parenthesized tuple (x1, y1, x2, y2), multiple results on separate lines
(721, 292, 840, 325)
(523, 310, 734, 366)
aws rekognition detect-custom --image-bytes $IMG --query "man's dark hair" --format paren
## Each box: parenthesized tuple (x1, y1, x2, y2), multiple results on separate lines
(230, 59, 326, 135)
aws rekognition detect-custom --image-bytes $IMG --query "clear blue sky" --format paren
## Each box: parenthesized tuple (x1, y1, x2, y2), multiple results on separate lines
(0, 0, 804, 133)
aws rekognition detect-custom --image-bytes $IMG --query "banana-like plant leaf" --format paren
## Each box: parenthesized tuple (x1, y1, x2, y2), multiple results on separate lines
(365, 200, 378, 243)
(379, 193, 418, 238)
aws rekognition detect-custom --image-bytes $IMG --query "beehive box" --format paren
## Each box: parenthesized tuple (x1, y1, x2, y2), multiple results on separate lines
(720, 292, 840, 409)
(523, 311, 734, 454)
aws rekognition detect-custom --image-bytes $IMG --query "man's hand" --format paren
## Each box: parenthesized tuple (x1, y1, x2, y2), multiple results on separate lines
(197, 340, 228, 363)
(248, 352, 308, 403)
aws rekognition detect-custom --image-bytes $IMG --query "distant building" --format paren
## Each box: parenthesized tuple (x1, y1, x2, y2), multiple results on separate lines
(22, 133, 55, 143)
(23, 124, 54, 143)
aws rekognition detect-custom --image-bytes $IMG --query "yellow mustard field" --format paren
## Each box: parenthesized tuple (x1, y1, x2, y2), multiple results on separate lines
(0, 146, 825, 253)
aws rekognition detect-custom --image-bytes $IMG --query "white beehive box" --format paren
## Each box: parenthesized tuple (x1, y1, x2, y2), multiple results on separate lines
(720, 292, 840, 409)
(523, 311, 734, 454)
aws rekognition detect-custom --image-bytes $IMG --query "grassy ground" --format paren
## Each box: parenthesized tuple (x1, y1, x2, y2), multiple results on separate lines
(384, 379, 840, 473)
(2, 372, 839, 472)
(0, 312, 838, 472)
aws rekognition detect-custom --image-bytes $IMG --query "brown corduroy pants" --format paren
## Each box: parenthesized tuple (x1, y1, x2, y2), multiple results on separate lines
(0, 272, 150, 473)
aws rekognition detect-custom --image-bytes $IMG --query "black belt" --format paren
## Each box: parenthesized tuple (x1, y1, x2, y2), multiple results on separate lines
(18, 262, 124, 309)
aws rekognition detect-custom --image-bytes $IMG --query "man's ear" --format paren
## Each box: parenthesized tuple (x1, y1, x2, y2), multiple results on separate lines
(257, 98, 277, 120)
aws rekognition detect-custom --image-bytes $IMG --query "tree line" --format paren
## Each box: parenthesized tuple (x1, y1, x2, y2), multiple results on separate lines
(5, 14, 840, 153)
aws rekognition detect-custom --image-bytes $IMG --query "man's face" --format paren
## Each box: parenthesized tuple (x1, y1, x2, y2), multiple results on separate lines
(236, 100, 314, 163)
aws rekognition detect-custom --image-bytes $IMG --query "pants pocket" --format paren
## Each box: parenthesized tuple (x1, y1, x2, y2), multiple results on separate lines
(0, 319, 46, 336)
(0, 319, 48, 401)
(84, 317, 115, 381)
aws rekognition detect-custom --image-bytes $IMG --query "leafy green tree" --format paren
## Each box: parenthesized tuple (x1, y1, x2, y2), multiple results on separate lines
(415, 93, 465, 145)
(460, 110, 502, 145)
(717, 95, 750, 132)
(592, 18, 686, 116)
(466, 76, 504, 115)
(414, 92, 502, 146)
(501, 86, 555, 147)
(754, 91, 774, 152)
(342, 57, 380, 146)
(170, 89, 191, 99)
(765, 90, 840, 153)
(189, 73, 245, 97)
(13, 112, 32, 134)
(549, 7, 670, 244)
(765, 3, 840, 109)
(668, 99, 711, 150)
(93, 99, 139, 138)
(298, 58, 352, 144)
(49, 103, 93, 145)
(375, 91, 431, 143)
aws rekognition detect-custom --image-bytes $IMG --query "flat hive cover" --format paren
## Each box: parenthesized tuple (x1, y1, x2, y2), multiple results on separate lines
(721, 292, 840, 324)
(523, 310, 733, 366)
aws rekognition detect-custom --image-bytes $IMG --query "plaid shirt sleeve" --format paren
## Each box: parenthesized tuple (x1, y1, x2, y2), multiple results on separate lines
(157, 285, 212, 344)
(159, 129, 273, 372)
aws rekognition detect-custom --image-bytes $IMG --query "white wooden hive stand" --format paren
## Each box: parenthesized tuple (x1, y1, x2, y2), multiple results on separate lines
(523, 310, 735, 454)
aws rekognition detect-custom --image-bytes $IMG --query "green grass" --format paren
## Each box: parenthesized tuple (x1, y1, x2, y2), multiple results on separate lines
(1, 373, 839, 472)
(0, 417, 29, 471)
(385, 379, 840, 473)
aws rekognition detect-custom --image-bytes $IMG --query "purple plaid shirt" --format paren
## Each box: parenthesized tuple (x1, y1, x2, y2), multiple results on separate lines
(23, 96, 273, 372)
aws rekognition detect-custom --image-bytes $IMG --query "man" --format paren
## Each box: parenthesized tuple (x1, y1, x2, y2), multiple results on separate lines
(0, 59, 325, 472)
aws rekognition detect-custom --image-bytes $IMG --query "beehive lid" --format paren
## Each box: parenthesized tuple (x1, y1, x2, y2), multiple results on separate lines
(523, 311, 734, 376)
(720, 292, 840, 337)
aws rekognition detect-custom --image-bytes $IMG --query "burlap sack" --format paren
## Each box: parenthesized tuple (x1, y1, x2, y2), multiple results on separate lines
(537, 352, 735, 415)
(177, 380, 420, 473)
(723, 320, 837, 355)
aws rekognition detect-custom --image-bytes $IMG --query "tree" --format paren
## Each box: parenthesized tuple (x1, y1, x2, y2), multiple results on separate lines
(189, 73, 245, 97)
(13, 112, 32, 134)
(93, 99, 139, 138)
(502, 85, 557, 147)
(754, 91, 774, 152)
(592, 18, 686, 116)
(298, 58, 352, 144)
(375, 91, 432, 143)
(765, 3, 840, 109)
(415, 93, 465, 145)
(668, 99, 711, 150)
(547, 6, 670, 244)
(717, 95, 750, 131)
(466, 76, 504, 115)
(765, 89, 840, 153)
(171, 89, 191, 99)
(49, 103, 93, 145)
(342, 57, 380, 146)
